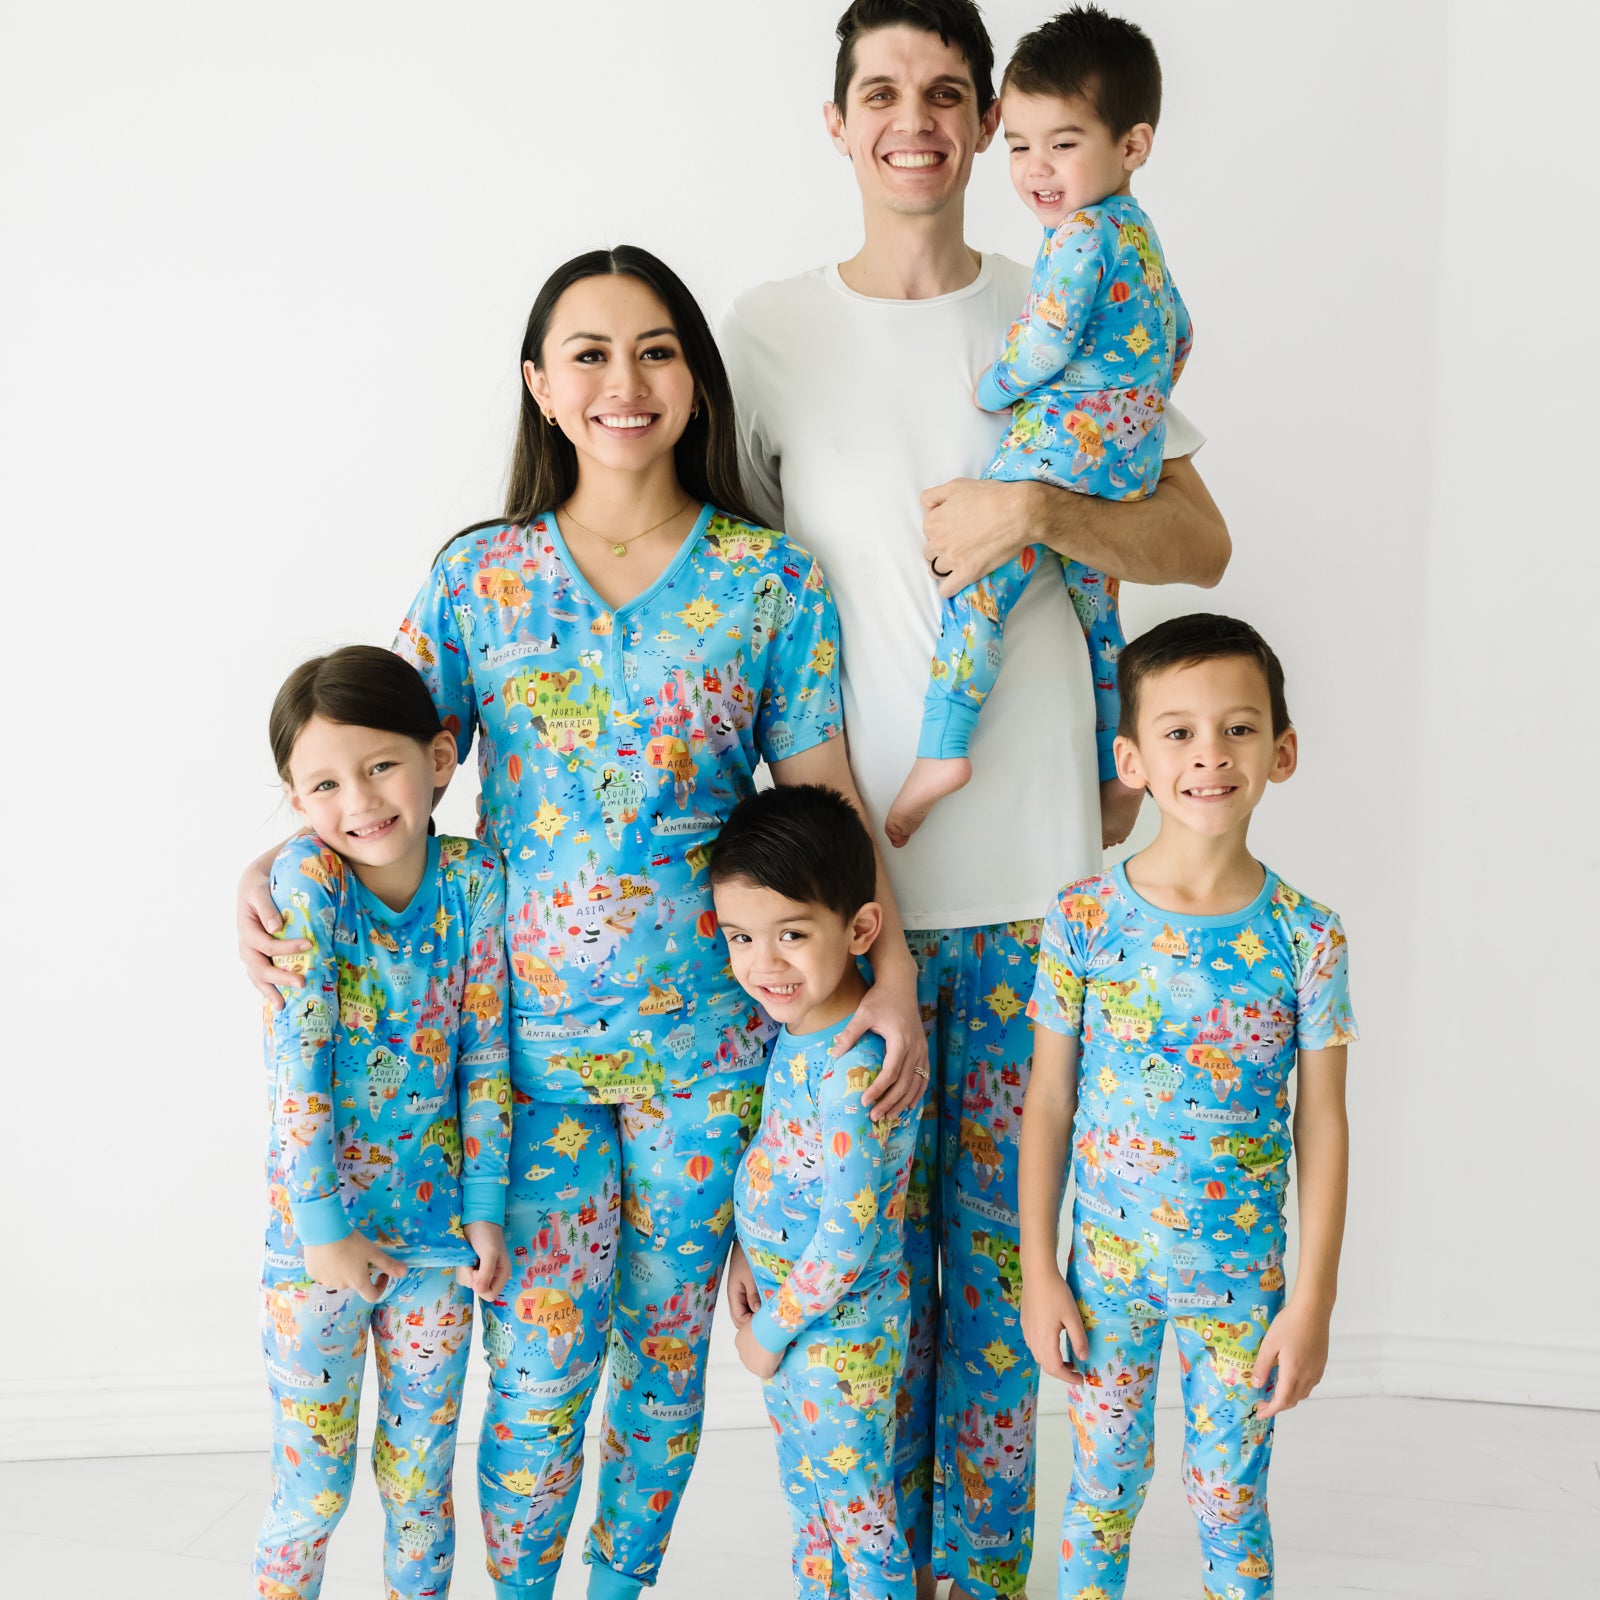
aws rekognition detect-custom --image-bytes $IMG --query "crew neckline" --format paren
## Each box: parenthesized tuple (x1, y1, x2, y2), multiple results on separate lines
(777, 1011, 859, 1048)
(1112, 856, 1278, 927)
(825, 254, 996, 308)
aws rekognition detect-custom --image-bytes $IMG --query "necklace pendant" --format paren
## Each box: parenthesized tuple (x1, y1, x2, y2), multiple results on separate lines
(611, 542, 628, 558)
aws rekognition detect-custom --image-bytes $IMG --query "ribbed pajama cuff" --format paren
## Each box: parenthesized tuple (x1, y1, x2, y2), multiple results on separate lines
(916, 698, 980, 760)
(291, 1194, 350, 1247)
(461, 1178, 506, 1227)
(492, 1577, 557, 1600)
(975, 367, 1013, 412)
(749, 1305, 796, 1356)
(586, 1563, 644, 1600)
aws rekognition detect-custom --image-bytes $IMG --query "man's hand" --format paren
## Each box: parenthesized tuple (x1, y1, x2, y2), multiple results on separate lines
(456, 1221, 511, 1299)
(835, 962, 930, 1122)
(922, 477, 1038, 596)
(1022, 1259, 1089, 1386)
(303, 1232, 407, 1303)
(1251, 1297, 1332, 1418)
(239, 850, 306, 1011)
(1099, 777, 1144, 849)
(724, 1242, 760, 1329)
(735, 1320, 783, 1381)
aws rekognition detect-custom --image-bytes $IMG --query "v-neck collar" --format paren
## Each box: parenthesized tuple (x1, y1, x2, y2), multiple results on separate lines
(347, 833, 441, 930)
(544, 502, 714, 619)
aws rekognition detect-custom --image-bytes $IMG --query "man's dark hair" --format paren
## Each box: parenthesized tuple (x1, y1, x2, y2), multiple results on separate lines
(1117, 614, 1291, 739)
(709, 785, 876, 921)
(1004, 5, 1162, 135)
(833, 0, 997, 118)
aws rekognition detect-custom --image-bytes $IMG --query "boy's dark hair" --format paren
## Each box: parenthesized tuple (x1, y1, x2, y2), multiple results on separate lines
(1004, 5, 1162, 135)
(833, 0, 997, 118)
(1116, 614, 1291, 739)
(270, 646, 445, 781)
(709, 785, 877, 922)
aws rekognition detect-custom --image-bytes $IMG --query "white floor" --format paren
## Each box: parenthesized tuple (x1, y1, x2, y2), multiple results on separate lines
(6, 1398, 1597, 1599)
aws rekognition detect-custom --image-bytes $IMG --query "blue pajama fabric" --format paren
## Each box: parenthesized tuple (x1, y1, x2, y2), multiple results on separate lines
(920, 197, 1192, 776)
(255, 1263, 476, 1600)
(897, 921, 1044, 1600)
(735, 1020, 918, 1600)
(1028, 862, 1357, 1599)
(477, 1072, 764, 1594)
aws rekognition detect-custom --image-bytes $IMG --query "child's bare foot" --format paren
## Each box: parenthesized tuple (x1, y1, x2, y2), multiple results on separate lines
(887, 756, 972, 846)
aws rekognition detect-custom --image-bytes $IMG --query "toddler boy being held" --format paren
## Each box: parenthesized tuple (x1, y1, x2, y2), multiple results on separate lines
(889, 5, 1192, 850)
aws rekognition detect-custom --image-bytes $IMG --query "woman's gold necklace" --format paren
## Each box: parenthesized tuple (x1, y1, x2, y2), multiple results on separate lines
(561, 498, 692, 558)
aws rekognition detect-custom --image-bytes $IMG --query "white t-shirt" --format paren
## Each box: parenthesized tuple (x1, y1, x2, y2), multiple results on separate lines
(720, 255, 1204, 931)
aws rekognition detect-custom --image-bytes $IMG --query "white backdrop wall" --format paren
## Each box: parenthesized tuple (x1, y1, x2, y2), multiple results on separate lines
(3, 0, 1594, 1460)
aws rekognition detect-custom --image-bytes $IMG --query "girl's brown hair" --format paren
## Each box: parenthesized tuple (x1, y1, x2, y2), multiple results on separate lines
(501, 245, 760, 531)
(269, 646, 445, 781)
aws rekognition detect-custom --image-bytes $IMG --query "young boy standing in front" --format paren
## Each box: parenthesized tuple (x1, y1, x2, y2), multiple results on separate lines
(714, 785, 920, 1600)
(1019, 615, 1357, 1600)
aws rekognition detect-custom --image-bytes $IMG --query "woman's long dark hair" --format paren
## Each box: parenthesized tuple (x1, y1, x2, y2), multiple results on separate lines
(503, 245, 759, 529)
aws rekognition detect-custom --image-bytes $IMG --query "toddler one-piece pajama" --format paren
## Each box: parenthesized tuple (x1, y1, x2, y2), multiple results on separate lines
(920, 196, 1193, 776)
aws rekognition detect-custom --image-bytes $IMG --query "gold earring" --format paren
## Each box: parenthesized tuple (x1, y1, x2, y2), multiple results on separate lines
(690, 403, 700, 420)
(543, 411, 558, 427)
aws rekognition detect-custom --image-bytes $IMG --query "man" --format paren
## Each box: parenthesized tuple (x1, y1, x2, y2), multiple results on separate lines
(719, 5, 1228, 1597)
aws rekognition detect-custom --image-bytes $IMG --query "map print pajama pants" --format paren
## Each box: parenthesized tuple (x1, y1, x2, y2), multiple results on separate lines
(477, 1072, 764, 1598)
(920, 548, 1121, 782)
(254, 1263, 475, 1599)
(899, 921, 1041, 1600)
(1059, 1209, 1284, 1600)
(764, 1279, 914, 1600)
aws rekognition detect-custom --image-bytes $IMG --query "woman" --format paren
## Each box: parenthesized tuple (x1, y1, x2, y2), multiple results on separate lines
(239, 246, 927, 1600)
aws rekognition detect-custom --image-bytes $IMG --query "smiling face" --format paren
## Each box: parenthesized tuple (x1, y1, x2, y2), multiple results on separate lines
(1002, 88, 1150, 228)
(285, 716, 456, 907)
(526, 273, 696, 483)
(824, 23, 998, 223)
(713, 876, 879, 1036)
(1115, 656, 1297, 840)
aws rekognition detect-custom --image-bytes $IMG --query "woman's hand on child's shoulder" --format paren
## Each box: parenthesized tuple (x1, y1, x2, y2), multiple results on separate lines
(456, 1222, 511, 1299)
(238, 850, 307, 1011)
(303, 1233, 407, 1304)
(839, 970, 930, 1122)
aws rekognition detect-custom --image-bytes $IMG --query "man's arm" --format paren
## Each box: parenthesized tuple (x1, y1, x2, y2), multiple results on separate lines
(922, 453, 1230, 594)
